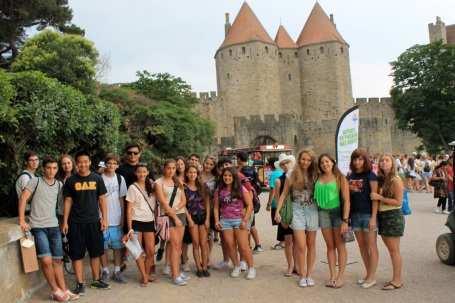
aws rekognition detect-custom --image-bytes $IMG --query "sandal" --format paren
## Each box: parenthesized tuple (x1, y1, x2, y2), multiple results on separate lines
(325, 280, 336, 288)
(284, 271, 293, 277)
(272, 243, 284, 250)
(382, 281, 402, 290)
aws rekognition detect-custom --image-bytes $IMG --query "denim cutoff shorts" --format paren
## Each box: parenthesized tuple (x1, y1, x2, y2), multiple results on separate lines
(350, 213, 375, 232)
(318, 207, 342, 229)
(291, 202, 319, 231)
(31, 226, 63, 259)
(103, 225, 124, 250)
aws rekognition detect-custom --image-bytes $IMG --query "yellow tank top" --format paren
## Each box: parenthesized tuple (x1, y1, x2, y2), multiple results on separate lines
(379, 176, 402, 212)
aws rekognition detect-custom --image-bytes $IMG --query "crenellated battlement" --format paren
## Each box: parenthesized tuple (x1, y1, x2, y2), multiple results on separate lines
(354, 97, 392, 104)
(192, 91, 218, 103)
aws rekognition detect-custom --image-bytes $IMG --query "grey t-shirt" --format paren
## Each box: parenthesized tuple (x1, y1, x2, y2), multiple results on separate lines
(16, 170, 35, 212)
(26, 177, 63, 228)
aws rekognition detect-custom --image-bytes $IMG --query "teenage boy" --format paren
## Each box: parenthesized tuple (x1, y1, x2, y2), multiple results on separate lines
(188, 153, 201, 171)
(117, 143, 142, 188)
(18, 156, 79, 302)
(16, 151, 40, 213)
(62, 151, 110, 295)
(100, 154, 127, 283)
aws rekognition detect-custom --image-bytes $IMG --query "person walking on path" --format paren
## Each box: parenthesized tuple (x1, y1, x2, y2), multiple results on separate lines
(348, 148, 379, 289)
(371, 154, 405, 290)
(276, 150, 319, 287)
(124, 163, 157, 287)
(18, 156, 79, 302)
(314, 154, 350, 289)
(266, 157, 284, 250)
(431, 161, 449, 214)
(62, 150, 110, 295)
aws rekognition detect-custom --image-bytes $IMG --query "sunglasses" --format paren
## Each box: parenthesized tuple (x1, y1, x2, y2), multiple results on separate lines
(127, 151, 139, 156)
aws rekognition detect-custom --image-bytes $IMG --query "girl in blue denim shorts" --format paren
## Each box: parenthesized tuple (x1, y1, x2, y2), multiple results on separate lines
(348, 148, 379, 289)
(275, 150, 319, 288)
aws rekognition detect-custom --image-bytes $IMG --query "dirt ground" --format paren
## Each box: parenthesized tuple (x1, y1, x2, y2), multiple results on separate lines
(28, 192, 455, 303)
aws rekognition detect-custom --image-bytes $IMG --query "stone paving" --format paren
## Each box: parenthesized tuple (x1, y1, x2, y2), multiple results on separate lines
(28, 193, 455, 303)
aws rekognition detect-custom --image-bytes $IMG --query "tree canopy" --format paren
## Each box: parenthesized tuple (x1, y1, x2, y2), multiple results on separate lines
(11, 29, 98, 94)
(0, 0, 83, 67)
(391, 41, 455, 152)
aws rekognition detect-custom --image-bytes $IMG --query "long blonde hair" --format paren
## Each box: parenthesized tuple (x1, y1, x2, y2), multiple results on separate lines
(377, 154, 398, 197)
(289, 149, 317, 190)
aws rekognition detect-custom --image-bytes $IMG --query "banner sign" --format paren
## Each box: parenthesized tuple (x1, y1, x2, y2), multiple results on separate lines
(336, 106, 359, 176)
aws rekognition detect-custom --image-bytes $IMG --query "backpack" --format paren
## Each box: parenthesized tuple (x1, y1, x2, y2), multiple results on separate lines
(239, 171, 261, 214)
(5, 172, 33, 217)
(423, 161, 431, 173)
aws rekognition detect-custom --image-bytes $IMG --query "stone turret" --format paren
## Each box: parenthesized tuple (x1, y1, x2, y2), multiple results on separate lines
(429, 17, 448, 43)
(297, 3, 353, 122)
(274, 25, 301, 115)
(215, 2, 282, 143)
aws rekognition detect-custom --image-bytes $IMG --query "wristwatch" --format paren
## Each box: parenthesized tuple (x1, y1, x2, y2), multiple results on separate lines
(342, 218, 349, 224)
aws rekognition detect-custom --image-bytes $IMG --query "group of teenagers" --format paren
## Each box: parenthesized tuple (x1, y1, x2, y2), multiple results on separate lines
(15, 144, 406, 302)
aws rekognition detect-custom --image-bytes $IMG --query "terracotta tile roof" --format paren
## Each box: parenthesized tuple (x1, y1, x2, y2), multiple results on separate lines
(219, 2, 274, 49)
(274, 25, 297, 48)
(296, 2, 347, 47)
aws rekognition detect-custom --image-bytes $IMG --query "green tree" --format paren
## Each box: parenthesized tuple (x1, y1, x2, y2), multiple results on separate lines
(0, 71, 120, 203)
(391, 41, 455, 152)
(0, 0, 83, 67)
(11, 30, 98, 93)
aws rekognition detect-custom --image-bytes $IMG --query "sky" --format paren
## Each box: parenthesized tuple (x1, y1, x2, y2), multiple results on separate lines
(69, 0, 455, 98)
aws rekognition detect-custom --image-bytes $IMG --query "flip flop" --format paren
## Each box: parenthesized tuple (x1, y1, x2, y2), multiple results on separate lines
(284, 272, 293, 277)
(325, 280, 336, 288)
(382, 281, 403, 290)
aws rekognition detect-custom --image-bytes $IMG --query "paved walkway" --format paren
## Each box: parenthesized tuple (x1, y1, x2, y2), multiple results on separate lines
(28, 193, 455, 303)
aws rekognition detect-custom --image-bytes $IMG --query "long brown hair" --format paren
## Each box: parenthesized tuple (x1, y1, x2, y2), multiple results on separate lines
(318, 153, 344, 189)
(349, 148, 372, 173)
(289, 149, 317, 190)
(184, 164, 204, 197)
(57, 154, 76, 181)
(217, 167, 243, 200)
(377, 154, 398, 197)
(134, 163, 153, 195)
(163, 158, 181, 188)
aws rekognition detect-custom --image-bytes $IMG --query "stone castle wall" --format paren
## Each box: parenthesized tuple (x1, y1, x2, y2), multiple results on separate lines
(277, 48, 302, 115)
(195, 94, 421, 156)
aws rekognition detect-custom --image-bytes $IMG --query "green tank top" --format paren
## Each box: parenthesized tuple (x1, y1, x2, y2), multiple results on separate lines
(314, 180, 340, 210)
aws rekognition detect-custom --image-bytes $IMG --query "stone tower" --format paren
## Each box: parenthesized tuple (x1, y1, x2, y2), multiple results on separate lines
(296, 3, 353, 123)
(214, 2, 282, 143)
(274, 25, 302, 116)
(428, 16, 455, 44)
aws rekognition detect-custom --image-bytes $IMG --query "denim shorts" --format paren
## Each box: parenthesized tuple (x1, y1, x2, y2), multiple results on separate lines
(318, 208, 342, 229)
(220, 218, 251, 230)
(350, 213, 374, 232)
(103, 225, 124, 250)
(291, 203, 318, 231)
(31, 226, 63, 259)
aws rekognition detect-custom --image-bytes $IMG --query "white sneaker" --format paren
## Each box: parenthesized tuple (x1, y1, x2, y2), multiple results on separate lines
(443, 210, 451, 215)
(434, 207, 442, 214)
(163, 265, 171, 276)
(240, 261, 248, 272)
(173, 276, 187, 286)
(213, 260, 229, 270)
(306, 277, 315, 287)
(246, 267, 256, 280)
(299, 278, 308, 288)
(179, 272, 190, 281)
(230, 266, 241, 278)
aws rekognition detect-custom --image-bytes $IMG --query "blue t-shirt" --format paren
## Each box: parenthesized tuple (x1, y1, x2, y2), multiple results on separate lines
(268, 169, 283, 208)
(348, 171, 377, 214)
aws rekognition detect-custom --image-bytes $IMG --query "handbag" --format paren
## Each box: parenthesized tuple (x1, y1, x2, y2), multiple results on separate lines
(155, 185, 178, 241)
(279, 197, 293, 227)
(342, 227, 355, 243)
(401, 188, 411, 215)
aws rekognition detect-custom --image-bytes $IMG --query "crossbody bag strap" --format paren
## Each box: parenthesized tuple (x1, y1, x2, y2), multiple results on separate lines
(169, 185, 178, 208)
(133, 183, 155, 216)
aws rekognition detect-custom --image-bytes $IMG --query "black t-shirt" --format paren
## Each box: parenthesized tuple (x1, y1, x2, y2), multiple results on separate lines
(63, 172, 107, 223)
(348, 171, 377, 214)
(117, 163, 136, 188)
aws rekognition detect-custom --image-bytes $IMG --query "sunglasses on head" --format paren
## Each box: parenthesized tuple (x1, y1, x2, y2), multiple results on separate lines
(127, 151, 139, 156)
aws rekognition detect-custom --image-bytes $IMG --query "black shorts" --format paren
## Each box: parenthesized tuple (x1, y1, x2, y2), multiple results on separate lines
(68, 221, 104, 260)
(183, 225, 192, 244)
(169, 213, 187, 228)
(277, 223, 293, 242)
(132, 220, 156, 233)
(191, 213, 207, 226)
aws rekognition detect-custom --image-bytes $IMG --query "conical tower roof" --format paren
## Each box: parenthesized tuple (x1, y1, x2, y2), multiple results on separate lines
(296, 2, 347, 47)
(274, 25, 297, 48)
(219, 2, 274, 49)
